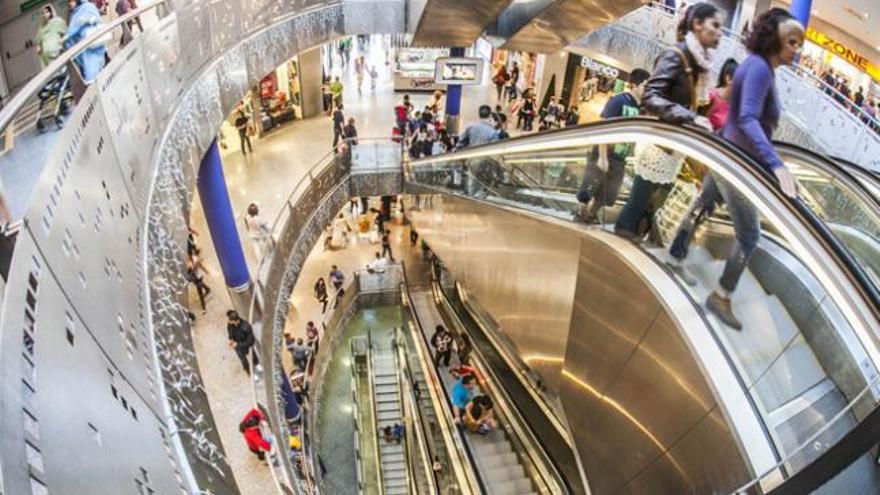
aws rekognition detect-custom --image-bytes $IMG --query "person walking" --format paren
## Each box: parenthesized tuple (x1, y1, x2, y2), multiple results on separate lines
(240, 408, 271, 461)
(314, 277, 329, 313)
(329, 76, 344, 107)
(641, 2, 721, 130)
(702, 8, 803, 330)
(369, 65, 378, 92)
(289, 338, 310, 371)
(457, 332, 473, 365)
(64, 0, 107, 82)
(493, 64, 510, 101)
(343, 117, 358, 146)
(227, 310, 259, 374)
(332, 103, 345, 150)
(186, 255, 212, 314)
(305, 321, 320, 356)
(430, 324, 453, 367)
(244, 203, 271, 259)
(507, 62, 520, 101)
(35, 5, 66, 68)
(380, 229, 394, 261)
(329, 265, 346, 307)
(574, 68, 651, 223)
(234, 109, 253, 155)
(355, 56, 366, 95)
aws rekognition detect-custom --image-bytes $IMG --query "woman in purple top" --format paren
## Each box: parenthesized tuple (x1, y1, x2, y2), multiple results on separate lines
(705, 8, 804, 330)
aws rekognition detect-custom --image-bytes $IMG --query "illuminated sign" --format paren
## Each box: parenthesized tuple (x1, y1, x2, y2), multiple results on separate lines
(805, 27, 880, 82)
(580, 57, 620, 79)
(434, 57, 485, 85)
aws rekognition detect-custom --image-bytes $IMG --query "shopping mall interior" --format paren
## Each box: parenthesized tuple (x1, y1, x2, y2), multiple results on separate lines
(0, 0, 879, 494)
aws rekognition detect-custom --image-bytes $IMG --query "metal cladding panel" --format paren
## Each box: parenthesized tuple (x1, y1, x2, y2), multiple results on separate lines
(239, 0, 299, 33)
(209, 0, 242, 53)
(503, 0, 643, 53)
(97, 40, 160, 216)
(409, 194, 579, 396)
(23, 89, 158, 416)
(142, 13, 185, 126)
(344, 0, 406, 34)
(175, 0, 215, 81)
(0, 233, 185, 495)
(216, 46, 250, 113)
(561, 235, 750, 494)
(411, 0, 514, 47)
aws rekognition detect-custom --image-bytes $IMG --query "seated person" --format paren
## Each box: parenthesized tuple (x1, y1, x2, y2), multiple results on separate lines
(451, 374, 476, 423)
(366, 252, 387, 274)
(463, 395, 496, 435)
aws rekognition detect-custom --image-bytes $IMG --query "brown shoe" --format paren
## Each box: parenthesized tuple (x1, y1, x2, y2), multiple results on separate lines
(706, 292, 743, 330)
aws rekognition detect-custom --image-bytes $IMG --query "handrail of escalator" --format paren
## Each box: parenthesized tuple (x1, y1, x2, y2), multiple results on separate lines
(392, 325, 442, 494)
(429, 263, 569, 495)
(773, 140, 880, 202)
(399, 262, 485, 495)
(408, 116, 880, 317)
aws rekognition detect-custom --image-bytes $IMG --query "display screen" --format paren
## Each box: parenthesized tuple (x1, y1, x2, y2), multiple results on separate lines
(434, 57, 485, 85)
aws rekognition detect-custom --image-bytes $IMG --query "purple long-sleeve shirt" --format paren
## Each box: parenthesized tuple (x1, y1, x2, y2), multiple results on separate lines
(722, 54, 784, 171)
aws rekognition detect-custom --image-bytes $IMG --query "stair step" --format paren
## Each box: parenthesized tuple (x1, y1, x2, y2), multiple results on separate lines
(481, 452, 519, 468)
(377, 402, 400, 412)
(384, 477, 407, 488)
(484, 464, 525, 484)
(490, 477, 534, 495)
(376, 393, 399, 402)
(385, 486, 408, 495)
(377, 410, 402, 421)
(384, 468, 407, 479)
(375, 375, 397, 385)
(380, 443, 405, 455)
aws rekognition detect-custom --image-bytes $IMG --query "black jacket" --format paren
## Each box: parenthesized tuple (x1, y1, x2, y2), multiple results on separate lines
(228, 320, 256, 349)
(642, 42, 702, 125)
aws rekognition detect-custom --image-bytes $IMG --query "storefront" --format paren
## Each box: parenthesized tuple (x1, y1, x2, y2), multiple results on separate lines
(491, 49, 542, 96)
(563, 54, 629, 123)
(256, 56, 304, 134)
(393, 48, 448, 92)
(801, 27, 880, 98)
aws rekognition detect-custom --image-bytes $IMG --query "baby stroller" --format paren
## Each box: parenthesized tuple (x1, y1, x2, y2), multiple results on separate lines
(35, 64, 73, 132)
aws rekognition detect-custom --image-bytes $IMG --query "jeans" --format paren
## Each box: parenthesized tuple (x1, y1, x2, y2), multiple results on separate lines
(669, 175, 722, 260)
(434, 350, 451, 367)
(577, 154, 626, 207)
(615, 175, 658, 235)
(714, 177, 761, 292)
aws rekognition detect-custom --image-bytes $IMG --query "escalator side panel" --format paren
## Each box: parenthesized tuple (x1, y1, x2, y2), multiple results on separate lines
(409, 195, 580, 397)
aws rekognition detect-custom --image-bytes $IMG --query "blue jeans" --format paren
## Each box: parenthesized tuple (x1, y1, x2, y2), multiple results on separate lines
(576, 154, 626, 207)
(615, 175, 656, 234)
(714, 176, 761, 292)
(669, 175, 722, 260)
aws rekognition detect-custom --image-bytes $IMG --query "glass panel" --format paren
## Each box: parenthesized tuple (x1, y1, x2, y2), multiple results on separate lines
(409, 132, 880, 489)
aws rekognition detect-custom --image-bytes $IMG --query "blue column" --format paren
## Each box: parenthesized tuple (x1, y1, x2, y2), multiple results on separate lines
(445, 47, 466, 136)
(790, 0, 811, 27)
(197, 139, 251, 291)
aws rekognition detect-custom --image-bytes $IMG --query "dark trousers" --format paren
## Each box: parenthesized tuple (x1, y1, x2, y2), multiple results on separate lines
(382, 244, 394, 261)
(434, 350, 451, 367)
(577, 154, 626, 207)
(333, 128, 343, 148)
(235, 345, 258, 374)
(193, 278, 211, 310)
(318, 295, 328, 313)
(239, 130, 253, 154)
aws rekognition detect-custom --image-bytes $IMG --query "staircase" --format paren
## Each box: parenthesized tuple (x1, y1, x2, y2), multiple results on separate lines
(371, 349, 409, 495)
(409, 291, 538, 495)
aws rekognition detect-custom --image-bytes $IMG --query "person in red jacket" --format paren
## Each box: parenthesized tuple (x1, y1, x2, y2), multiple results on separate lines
(240, 409, 271, 461)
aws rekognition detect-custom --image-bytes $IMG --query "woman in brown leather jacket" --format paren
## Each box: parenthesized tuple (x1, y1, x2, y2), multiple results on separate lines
(641, 2, 723, 130)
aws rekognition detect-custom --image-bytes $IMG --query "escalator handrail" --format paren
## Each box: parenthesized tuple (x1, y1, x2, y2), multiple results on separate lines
(398, 262, 486, 495)
(409, 116, 880, 324)
(773, 140, 880, 205)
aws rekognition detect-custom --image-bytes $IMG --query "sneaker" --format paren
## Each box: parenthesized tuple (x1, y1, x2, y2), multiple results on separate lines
(706, 292, 743, 330)
(666, 262, 697, 287)
(254, 364, 264, 374)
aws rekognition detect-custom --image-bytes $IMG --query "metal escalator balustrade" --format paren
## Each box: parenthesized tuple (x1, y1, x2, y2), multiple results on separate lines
(405, 119, 880, 494)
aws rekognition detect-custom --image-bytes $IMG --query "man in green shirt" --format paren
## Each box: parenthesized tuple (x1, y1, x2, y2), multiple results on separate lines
(329, 76, 344, 107)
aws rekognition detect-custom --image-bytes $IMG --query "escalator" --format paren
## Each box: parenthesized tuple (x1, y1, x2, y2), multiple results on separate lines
(403, 117, 880, 494)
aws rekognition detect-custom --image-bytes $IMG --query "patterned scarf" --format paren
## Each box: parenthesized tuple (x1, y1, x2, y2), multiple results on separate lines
(684, 31, 714, 108)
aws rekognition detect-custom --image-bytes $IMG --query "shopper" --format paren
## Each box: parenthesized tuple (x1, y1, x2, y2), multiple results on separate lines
(457, 332, 473, 366)
(451, 374, 476, 422)
(330, 265, 346, 307)
(243, 203, 271, 258)
(369, 65, 378, 92)
(395, 95, 411, 136)
(574, 68, 651, 222)
(355, 56, 365, 95)
(641, 2, 722, 129)
(35, 5, 66, 68)
(306, 320, 320, 355)
(428, 90, 444, 114)
(64, 0, 107, 82)
(666, 58, 739, 282)
(240, 408, 271, 461)
(515, 90, 537, 131)
(234, 109, 253, 155)
(289, 338, 310, 371)
(409, 226, 418, 246)
(702, 8, 803, 330)
(381, 230, 394, 261)
(392, 423, 404, 443)
(382, 425, 395, 444)
(493, 64, 510, 100)
(430, 324, 454, 367)
(539, 96, 562, 131)
(332, 103, 345, 149)
(186, 255, 212, 314)
(367, 252, 388, 273)
(227, 310, 259, 374)
(314, 277, 329, 313)
(329, 76, 344, 107)
(507, 62, 520, 101)
(344, 117, 359, 146)
(464, 395, 495, 435)
(456, 105, 499, 149)
(613, 143, 685, 239)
